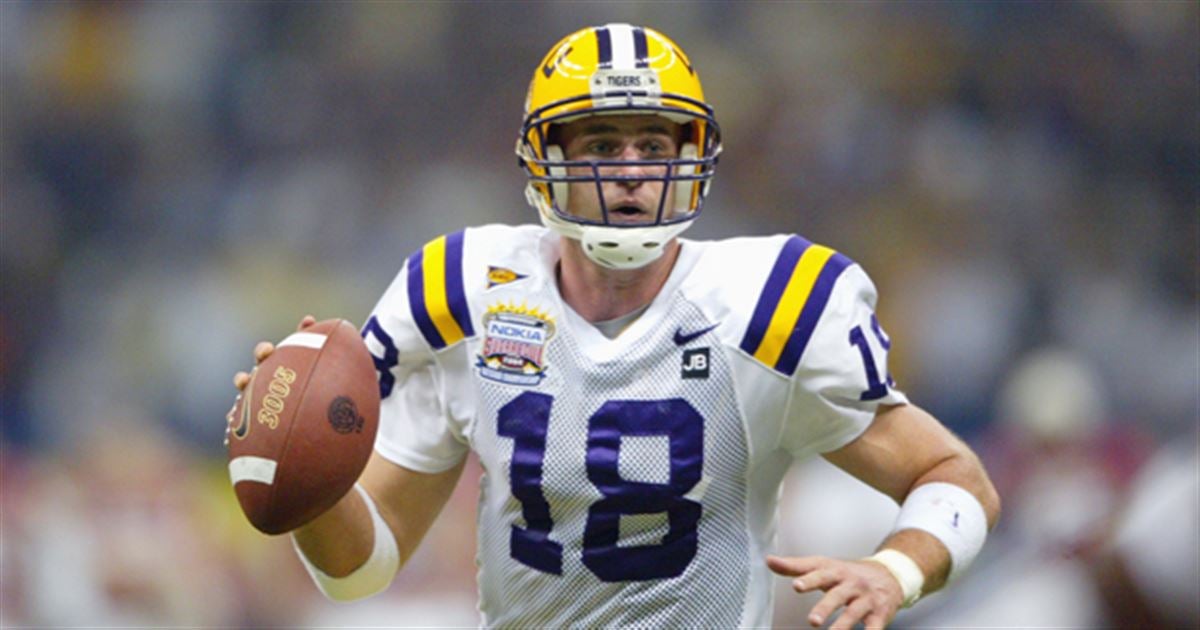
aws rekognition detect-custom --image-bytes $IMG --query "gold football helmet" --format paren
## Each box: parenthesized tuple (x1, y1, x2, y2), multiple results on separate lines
(516, 24, 722, 269)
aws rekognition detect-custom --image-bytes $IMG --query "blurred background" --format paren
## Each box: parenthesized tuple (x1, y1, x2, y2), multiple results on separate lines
(1, 1, 1196, 627)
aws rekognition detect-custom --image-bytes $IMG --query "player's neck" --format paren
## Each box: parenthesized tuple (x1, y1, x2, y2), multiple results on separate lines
(557, 239, 680, 323)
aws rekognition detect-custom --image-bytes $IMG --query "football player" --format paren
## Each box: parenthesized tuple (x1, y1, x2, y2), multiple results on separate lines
(232, 23, 999, 629)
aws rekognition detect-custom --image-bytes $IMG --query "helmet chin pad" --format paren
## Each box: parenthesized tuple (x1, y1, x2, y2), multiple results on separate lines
(579, 221, 692, 269)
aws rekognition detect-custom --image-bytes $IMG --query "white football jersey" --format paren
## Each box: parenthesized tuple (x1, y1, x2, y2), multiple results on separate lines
(362, 225, 907, 628)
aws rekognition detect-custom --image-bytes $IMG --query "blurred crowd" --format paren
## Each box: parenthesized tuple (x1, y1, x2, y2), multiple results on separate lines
(1, 2, 1195, 627)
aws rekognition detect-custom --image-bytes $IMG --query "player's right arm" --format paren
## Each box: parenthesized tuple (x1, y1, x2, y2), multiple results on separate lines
(231, 307, 466, 600)
(232, 234, 476, 598)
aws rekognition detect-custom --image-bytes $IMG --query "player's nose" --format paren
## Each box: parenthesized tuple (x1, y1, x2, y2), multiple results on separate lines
(613, 144, 652, 188)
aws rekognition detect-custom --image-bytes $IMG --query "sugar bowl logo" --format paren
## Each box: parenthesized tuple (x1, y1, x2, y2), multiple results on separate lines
(477, 302, 554, 386)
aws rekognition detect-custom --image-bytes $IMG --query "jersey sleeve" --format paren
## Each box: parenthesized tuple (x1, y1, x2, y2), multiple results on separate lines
(776, 257, 908, 459)
(360, 235, 475, 473)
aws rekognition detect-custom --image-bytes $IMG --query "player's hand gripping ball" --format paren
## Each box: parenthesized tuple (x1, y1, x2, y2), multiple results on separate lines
(226, 319, 380, 535)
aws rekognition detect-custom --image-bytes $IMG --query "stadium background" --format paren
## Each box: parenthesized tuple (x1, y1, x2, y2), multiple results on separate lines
(1, 2, 1195, 627)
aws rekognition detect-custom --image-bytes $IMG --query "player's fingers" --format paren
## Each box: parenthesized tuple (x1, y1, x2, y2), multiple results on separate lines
(234, 371, 252, 390)
(828, 596, 873, 630)
(766, 554, 823, 577)
(807, 584, 856, 628)
(297, 315, 316, 331)
(254, 341, 275, 363)
(792, 568, 840, 593)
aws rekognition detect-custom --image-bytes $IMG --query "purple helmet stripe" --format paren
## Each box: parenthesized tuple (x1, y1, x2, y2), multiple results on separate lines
(632, 26, 649, 68)
(595, 26, 613, 69)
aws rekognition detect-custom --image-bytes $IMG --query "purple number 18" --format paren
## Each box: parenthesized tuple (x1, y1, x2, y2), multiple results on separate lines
(498, 392, 704, 582)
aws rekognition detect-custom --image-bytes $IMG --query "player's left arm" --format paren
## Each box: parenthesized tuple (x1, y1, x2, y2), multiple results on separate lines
(768, 402, 1001, 629)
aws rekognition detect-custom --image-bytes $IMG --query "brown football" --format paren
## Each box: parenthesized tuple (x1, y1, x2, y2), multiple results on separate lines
(227, 318, 380, 535)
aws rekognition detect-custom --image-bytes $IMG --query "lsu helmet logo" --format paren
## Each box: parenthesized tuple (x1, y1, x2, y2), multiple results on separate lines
(477, 303, 554, 386)
(541, 45, 573, 78)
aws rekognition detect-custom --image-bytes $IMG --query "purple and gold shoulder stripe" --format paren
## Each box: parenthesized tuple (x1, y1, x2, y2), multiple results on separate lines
(739, 236, 854, 376)
(406, 231, 474, 350)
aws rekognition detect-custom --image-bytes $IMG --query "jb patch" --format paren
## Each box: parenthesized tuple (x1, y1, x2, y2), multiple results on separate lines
(681, 348, 709, 379)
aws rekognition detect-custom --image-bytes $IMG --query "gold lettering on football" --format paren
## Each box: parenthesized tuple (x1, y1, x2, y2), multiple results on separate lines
(256, 365, 297, 430)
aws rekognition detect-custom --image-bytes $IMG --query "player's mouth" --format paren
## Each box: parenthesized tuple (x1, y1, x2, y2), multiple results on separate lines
(607, 202, 654, 224)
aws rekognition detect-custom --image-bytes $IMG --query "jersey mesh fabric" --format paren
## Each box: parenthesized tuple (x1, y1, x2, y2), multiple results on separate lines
(470, 294, 750, 628)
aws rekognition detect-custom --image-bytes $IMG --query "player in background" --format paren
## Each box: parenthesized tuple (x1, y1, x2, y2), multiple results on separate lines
(231, 24, 999, 629)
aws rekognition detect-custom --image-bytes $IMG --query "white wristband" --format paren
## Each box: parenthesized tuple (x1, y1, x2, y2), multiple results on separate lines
(292, 483, 400, 601)
(893, 482, 988, 583)
(865, 549, 924, 608)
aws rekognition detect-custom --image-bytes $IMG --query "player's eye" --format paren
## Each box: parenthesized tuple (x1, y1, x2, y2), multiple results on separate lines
(640, 137, 674, 157)
(587, 140, 618, 156)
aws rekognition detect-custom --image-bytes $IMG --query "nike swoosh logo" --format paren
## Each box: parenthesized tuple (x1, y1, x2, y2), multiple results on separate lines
(673, 323, 719, 346)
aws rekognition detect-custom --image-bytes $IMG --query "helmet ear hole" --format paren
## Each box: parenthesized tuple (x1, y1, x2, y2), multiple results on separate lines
(672, 143, 699, 215)
(545, 145, 569, 211)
